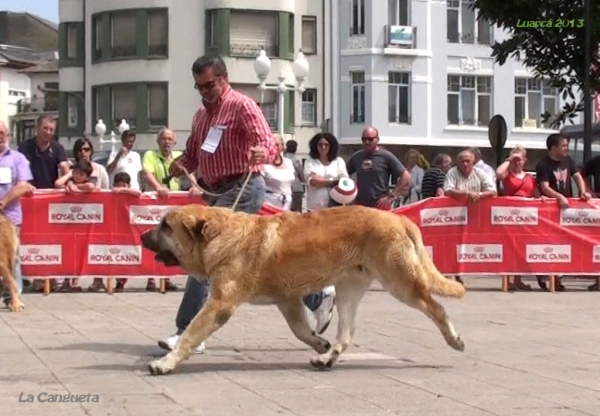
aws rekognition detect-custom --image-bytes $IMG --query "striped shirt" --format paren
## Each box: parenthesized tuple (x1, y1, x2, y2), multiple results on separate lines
(421, 167, 446, 199)
(178, 86, 278, 185)
(443, 166, 496, 193)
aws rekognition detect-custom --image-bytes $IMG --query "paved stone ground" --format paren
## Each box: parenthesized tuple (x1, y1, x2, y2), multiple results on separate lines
(1, 276, 600, 416)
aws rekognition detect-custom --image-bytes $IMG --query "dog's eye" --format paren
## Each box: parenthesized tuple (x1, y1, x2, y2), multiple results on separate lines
(159, 218, 171, 232)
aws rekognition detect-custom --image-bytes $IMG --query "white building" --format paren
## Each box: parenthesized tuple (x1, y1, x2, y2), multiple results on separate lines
(58, 0, 332, 157)
(332, 0, 583, 165)
(0, 50, 31, 129)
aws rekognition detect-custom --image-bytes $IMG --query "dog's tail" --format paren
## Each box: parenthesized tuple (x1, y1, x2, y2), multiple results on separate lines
(405, 220, 466, 299)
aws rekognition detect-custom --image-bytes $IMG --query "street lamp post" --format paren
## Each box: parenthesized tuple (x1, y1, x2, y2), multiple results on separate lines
(95, 119, 128, 153)
(253, 50, 309, 135)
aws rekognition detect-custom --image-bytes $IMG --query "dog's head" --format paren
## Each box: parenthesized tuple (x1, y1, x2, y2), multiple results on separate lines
(140, 204, 227, 275)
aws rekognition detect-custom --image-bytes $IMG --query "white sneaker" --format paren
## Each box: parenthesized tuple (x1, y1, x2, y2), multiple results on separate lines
(157, 334, 205, 354)
(313, 294, 335, 335)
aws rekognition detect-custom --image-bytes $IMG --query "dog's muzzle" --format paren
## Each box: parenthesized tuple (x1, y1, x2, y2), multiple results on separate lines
(140, 228, 181, 267)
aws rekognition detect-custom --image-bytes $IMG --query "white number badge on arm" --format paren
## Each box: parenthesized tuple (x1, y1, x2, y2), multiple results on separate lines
(201, 126, 227, 154)
(0, 167, 12, 184)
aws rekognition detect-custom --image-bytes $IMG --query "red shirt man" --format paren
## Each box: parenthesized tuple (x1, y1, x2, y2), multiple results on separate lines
(173, 70, 278, 185)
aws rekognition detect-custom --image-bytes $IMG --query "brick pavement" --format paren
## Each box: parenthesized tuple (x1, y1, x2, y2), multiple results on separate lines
(0, 277, 599, 416)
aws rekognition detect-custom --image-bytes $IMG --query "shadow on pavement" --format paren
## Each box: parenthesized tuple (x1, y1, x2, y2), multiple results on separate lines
(74, 361, 453, 374)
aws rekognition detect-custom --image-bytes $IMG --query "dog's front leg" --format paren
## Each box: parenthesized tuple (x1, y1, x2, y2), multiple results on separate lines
(148, 297, 236, 376)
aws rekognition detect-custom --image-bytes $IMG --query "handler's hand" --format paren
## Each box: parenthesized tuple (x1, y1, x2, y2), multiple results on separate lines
(169, 160, 185, 177)
(250, 146, 267, 165)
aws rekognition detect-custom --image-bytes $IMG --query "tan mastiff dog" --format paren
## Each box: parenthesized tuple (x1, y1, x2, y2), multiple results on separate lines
(0, 214, 23, 312)
(141, 204, 466, 375)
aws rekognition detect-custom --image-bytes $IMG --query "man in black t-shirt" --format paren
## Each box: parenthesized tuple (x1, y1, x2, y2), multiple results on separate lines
(535, 133, 591, 291)
(535, 134, 590, 205)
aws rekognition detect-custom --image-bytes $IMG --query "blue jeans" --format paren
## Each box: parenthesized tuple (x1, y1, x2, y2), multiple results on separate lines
(2, 225, 22, 305)
(175, 174, 267, 334)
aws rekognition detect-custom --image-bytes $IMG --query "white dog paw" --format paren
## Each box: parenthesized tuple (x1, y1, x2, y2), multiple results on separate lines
(8, 301, 24, 312)
(148, 357, 175, 376)
(310, 354, 334, 371)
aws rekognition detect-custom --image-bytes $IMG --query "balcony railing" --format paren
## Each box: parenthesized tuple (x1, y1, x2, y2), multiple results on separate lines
(16, 97, 58, 114)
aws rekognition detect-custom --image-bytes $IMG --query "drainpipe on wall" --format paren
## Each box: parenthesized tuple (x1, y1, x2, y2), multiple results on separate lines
(82, 0, 86, 137)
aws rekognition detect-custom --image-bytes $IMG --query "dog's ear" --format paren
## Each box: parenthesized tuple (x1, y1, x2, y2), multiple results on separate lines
(181, 215, 220, 242)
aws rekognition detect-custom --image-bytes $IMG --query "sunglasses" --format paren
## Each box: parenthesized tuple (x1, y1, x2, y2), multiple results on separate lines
(80, 147, 92, 152)
(194, 79, 219, 92)
(361, 137, 376, 142)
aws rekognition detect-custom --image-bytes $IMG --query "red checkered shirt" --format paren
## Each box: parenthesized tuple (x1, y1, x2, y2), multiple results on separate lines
(178, 86, 278, 185)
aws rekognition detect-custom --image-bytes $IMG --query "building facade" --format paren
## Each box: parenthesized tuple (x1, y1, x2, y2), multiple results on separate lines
(58, 0, 331, 157)
(333, 0, 582, 164)
(10, 60, 60, 144)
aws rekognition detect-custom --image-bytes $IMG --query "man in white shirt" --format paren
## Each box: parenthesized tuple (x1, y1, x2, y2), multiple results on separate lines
(468, 147, 496, 184)
(106, 130, 142, 190)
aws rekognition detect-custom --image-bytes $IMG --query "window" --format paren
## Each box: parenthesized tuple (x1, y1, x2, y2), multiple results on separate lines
(301, 90, 317, 125)
(350, 71, 365, 124)
(67, 95, 78, 128)
(93, 16, 103, 60)
(302, 16, 317, 54)
(44, 82, 58, 111)
(447, 75, 492, 126)
(67, 24, 77, 58)
(514, 78, 557, 128)
(111, 11, 137, 57)
(148, 83, 168, 127)
(112, 85, 137, 128)
(256, 90, 278, 127)
(446, 0, 492, 45)
(389, 0, 410, 26)
(351, 0, 365, 35)
(148, 9, 168, 56)
(207, 10, 217, 48)
(388, 72, 410, 124)
(230, 10, 278, 57)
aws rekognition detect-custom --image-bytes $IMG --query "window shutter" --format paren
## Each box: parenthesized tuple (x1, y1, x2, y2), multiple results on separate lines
(230, 11, 277, 56)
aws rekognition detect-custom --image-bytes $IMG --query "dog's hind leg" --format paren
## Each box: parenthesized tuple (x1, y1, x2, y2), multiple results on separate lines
(310, 276, 370, 371)
(378, 241, 465, 353)
(277, 298, 331, 354)
(149, 292, 240, 376)
(408, 292, 464, 352)
(0, 261, 22, 312)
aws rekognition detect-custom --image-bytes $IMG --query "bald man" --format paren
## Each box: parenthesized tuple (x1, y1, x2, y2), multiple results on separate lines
(346, 126, 410, 209)
(0, 121, 34, 308)
(137, 127, 182, 292)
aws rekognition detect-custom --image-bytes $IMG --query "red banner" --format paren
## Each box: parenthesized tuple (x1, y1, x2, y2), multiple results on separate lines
(18, 192, 600, 277)
(394, 197, 600, 275)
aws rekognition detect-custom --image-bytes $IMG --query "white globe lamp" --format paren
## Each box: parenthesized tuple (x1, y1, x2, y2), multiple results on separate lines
(292, 51, 309, 92)
(118, 119, 130, 134)
(95, 119, 106, 136)
(254, 49, 272, 90)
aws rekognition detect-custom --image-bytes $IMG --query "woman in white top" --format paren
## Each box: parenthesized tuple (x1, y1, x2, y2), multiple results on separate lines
(262, 135, 296, 211)
(304, 133, 349, 211)
(302, 133, 348, 335)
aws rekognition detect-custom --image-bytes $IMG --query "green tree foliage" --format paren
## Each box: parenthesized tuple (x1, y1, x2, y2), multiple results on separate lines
(471, 0, 600, 127)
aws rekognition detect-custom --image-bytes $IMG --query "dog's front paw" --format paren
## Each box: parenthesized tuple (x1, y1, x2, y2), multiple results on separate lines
(148, 357, 175, 376)
(8, 301, 24, 312)
(309, 355, 334, 371)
